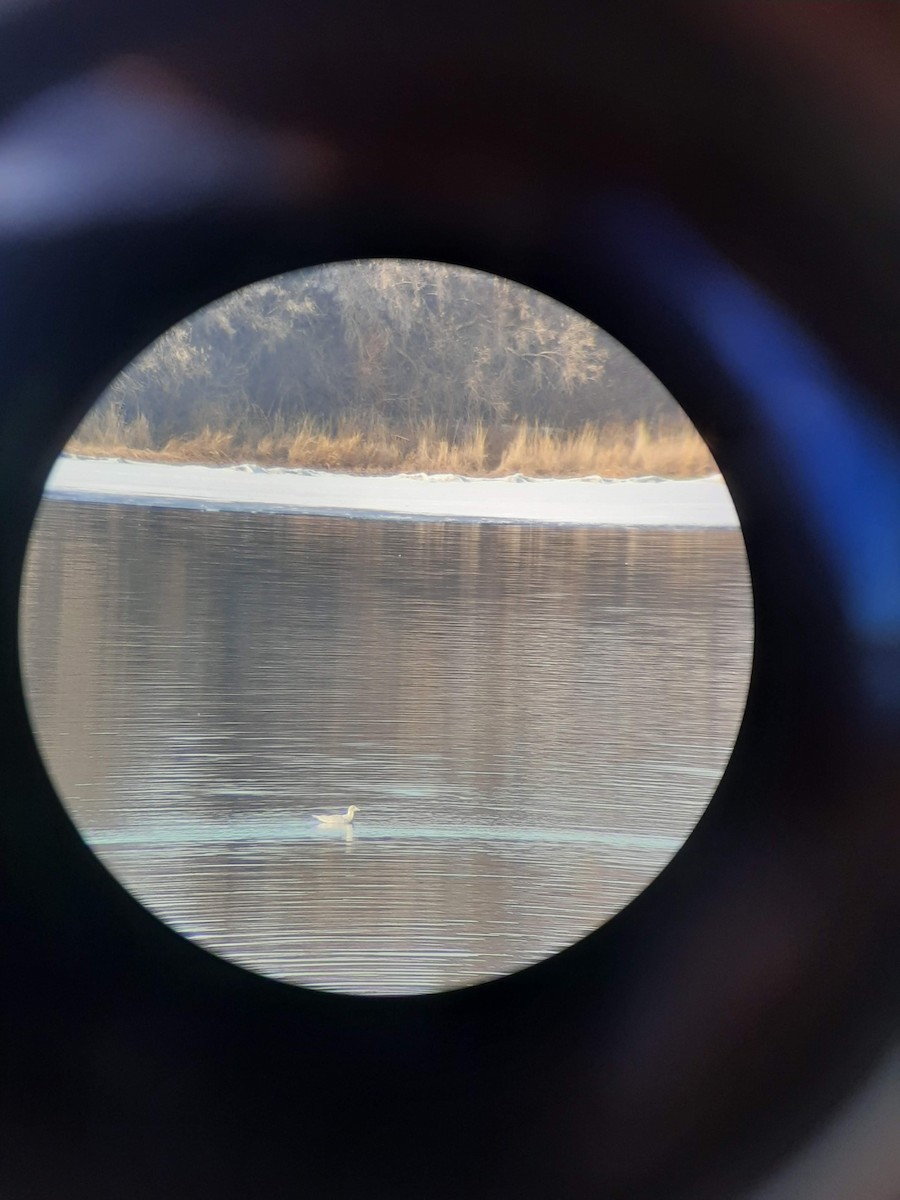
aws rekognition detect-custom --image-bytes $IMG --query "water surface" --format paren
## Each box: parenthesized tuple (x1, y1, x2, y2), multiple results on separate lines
(21, 500, 753, 993)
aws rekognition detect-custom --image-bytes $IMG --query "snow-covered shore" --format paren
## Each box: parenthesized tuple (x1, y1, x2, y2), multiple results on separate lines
(44, 455, 740, 529)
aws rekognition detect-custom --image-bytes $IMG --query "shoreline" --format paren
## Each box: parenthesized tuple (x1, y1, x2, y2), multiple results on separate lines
(44, 454, 741, 529)
(67, 414, 717, 481)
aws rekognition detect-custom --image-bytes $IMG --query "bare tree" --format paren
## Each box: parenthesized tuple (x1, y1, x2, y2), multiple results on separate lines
(90, 260, 677, 444)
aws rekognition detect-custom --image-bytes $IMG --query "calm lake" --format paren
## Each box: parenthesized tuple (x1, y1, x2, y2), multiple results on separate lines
(20, 498, 753, 994)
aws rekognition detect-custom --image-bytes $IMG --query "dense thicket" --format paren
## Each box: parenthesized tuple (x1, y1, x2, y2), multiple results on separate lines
(100, 260, 679, 440)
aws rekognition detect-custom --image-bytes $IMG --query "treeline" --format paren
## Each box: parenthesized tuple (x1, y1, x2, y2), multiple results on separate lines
(92, 259, 683, 443)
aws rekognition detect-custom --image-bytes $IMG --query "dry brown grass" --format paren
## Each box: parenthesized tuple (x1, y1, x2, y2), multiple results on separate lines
(497, 420, 716, 478)
(68, 413, 717, 479)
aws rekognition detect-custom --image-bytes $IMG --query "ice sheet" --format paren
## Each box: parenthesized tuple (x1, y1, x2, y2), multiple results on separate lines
(45, 456, 741, 529)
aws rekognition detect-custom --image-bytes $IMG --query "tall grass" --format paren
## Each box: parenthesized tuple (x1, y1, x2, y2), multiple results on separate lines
(67, 410, 717, 479)
(73, 402, 153, 452)
(495, 420, 715, 478)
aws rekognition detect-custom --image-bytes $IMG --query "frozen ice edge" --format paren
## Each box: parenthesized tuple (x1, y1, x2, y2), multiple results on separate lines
(45, 455, 741, 530)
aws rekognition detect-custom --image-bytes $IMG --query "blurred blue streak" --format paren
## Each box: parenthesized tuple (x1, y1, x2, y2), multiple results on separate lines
(0, 66, 280, 237)
(593, 194, 900, 701)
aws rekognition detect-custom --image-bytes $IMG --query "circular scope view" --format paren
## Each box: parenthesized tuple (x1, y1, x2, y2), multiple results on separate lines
(20, 260, 753, 994)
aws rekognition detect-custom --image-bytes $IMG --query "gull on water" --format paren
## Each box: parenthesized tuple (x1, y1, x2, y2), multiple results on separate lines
(312, 805, 360, 827)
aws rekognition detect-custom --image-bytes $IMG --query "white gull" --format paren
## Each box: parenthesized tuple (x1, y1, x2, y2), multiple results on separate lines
(312, 805, 360, 827)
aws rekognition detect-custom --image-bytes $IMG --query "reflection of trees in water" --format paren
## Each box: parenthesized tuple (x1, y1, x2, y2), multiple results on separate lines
(22, 503, 751, 826)
(21, 501, 753, 990)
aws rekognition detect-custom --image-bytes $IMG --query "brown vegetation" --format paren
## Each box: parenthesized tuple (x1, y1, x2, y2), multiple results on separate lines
(69, 261, 718, 478)
(94, 260, 687, 441)
(68, 409, 716, 479)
